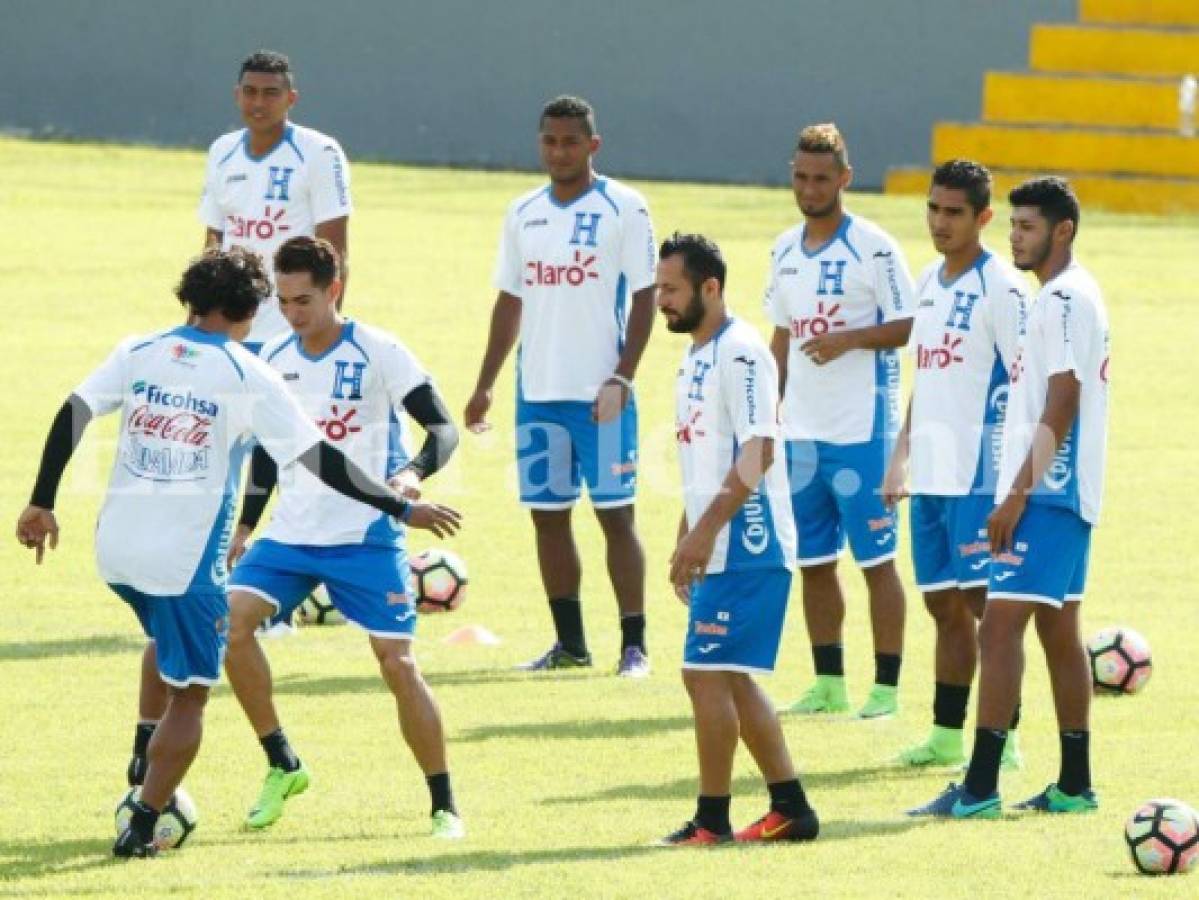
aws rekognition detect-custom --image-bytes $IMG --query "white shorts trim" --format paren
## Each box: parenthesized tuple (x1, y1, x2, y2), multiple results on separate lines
(958, 579, 989, 590)
(591, 497, 636, 510)
(361, 628, 416, 641)
(857, 551, 897, 570)
(987, 591, 1063, 607)
(521, 499, 577, 511)
(797, 551, 841, 568)
(159, 672, 220, 689)
(917, 579, 958, 593)
(682, 662, 773, 676)
(1064, 593, 1083, 603)
(228, 584, 283, 613)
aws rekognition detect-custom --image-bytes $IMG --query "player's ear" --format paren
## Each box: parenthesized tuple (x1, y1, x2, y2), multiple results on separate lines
(1054, 218, 1076, 245)
(840, 165, 854, 190)
(978, 207, 994, 229)
(327, 279, 343, 307)
(589, 134, 601, 155)
(287, 88, 298, 107)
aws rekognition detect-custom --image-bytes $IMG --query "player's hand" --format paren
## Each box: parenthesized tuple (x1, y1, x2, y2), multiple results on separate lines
(591, 377, 631, 424)
(987, 492, 1027, 555)
(799, 332, 853, 366)
(881, 459, 909, 509)
(388, 468, 422, 501)
(673, 581, 691, 606)
(16, 505, 59, 565)
(406, 502, 463, 538)
(227, 524, 253, 567)
(670, 527, 715, 591)
(464, 389, 493, 434)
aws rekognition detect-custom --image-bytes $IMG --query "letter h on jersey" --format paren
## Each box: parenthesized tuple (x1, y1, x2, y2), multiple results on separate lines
(569, 212, 601, 247)
(945, 291, 979, 331)
(687, 360, 712, 401)
(331, 361, 366, 400)
(264, 166, 295, 202)
(816, 260, 847, 296)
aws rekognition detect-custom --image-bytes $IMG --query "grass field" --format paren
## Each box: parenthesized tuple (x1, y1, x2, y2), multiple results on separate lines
(1, 135, 1197, 897)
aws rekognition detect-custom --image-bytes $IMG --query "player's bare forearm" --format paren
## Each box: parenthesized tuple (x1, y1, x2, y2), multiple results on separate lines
(1007, 372, 1082, 498)
(882, 398, 912, 507)
(842, 318, 913, 351)
(693, 437, 774, 538)
(316, 217, 349, 307)
(472, 292, 522, 392)
(613, 288, 655, 381)
(770, 327, 790, 400)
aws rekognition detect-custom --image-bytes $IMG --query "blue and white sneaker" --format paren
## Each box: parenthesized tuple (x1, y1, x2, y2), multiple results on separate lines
(616, 647, 651, 678)
(906, 782, 1001, 819)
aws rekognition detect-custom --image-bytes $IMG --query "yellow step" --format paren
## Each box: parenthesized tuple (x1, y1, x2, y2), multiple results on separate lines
(1081, 0, 1199, 27)
(933, 122, 1199, 179)
(884, 166, 1199, 215)
(1031, 24, 1199, 78)
(983, 72, 1180, 130)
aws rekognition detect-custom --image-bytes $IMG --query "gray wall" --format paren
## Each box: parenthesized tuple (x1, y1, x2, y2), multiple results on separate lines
(0, 0, 1076, 188)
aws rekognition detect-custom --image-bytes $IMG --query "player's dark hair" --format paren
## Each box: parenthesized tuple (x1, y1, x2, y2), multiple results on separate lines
(1009, 176, 1081, 238)
(274, 236, 341, 288)
(239, 50, 293, 88)
(932, 159, 992, 214)
(540, 95, 596, 136)
(796, 123, 849, 170)
(175, 247, 271, 323)
(659, 232, 726, 294)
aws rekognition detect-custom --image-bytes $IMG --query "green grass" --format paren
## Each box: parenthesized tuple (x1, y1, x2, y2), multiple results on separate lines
(1, 136, 1197, 896)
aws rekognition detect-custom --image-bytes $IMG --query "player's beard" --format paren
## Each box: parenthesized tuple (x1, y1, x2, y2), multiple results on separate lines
(665, 289, 707, 334)
(1014, 233, 1052, 272)
(800, 194, 840, 219)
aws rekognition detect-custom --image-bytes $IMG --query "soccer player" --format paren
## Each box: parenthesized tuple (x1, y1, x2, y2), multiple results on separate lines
(764, 123, 915, 718)
(657, 233, 818, 846)
(464, 96, 656, 676)
(14, 248, 459, 857)
(199, 49, 352, 351)
(882, 160, 1027, 768)
(222, 236, 465, 838)
(909, 177, 1109, 818)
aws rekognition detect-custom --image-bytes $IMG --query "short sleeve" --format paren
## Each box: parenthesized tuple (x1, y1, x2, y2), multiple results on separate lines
(379, 336, 431, 409)
(871, 232, 916, 322)
(198, 143, 224, 232)
(74, 337, 136, 417)
(242, 360, 323, 467)
(989, 269, 1028, 370)
(620, 193, 656, 293)
(309, 138, 353, 224)
(1045, 289, 1096, 379)
(721, 337, 780, 446)
(492, 203, 523, 297)
(763, 246, 789, 330)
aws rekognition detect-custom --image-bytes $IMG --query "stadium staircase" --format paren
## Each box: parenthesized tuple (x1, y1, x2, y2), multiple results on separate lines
(885, 0, 1199, 214)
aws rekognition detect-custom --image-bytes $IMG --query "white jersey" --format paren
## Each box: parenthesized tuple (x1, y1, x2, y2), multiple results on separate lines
(258, 321, 430, 548)
(199, 123, 353, 345)
(998, 261, 1110, 525)
(908, 250, 1028, 496)
(493, 176, 656, 402)
(73, 326, 322, 596)
(764, 214, 915, 444)
(674, 317, 797, 575)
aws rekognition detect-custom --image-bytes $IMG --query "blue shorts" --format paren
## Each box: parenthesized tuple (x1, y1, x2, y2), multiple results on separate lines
(987, 504, 1091, 607)
(229, 539, 417, 639)
(786, 439, 898, 568)
(515, 396, 637, 509)
(910, 493, 993, 592)
(683, 568, 791, 674)
(109, 585, 228, 688)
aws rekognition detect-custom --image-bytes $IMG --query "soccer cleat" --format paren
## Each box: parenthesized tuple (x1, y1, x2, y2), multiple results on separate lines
(514, 642, 593, 671)
(112, 826, 158, 859)
(616, 646, 651, 678)
(906, 782, 1001, 819)
(735, 808, 820, 843)
(655, 820, 733, 847)
(784, 676, 850, 715)
(895, 726, 965, 767)
(245, 765, 310, 829)
(1013, 783, 1098, 814)
(856, 684, 899, 719)
(430, 809, 466, 839)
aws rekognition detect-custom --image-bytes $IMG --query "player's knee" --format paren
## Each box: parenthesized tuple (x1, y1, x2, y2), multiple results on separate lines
(977, 612, 1018, 661)
(800, 561, 837, 585)
(530, 508, 571, 533)
(170, 684, 210, 711)
(227, 594, 268, 642)
(594, 505, 634, 535)
(682, 668, 723, 700)
(379, 651, 421, 692)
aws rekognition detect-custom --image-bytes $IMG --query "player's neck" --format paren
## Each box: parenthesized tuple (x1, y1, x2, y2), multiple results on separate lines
(690, 307, 729, 348)
(802, 208, 844, 247)
(189, 311, 234, 338)
(942, 243, 984, 281)
(300, 318, 345, 357)
(247, 122, 288, 157)
(1035, 249, 1073, 286)
(549, 170, 596, 204)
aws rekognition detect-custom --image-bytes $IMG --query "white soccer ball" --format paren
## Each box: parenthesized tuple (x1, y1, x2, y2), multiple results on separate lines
(114, 786, 199, 850)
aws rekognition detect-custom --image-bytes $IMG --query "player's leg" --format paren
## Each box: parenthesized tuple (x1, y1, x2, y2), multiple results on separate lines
(127, 641, 168, 786)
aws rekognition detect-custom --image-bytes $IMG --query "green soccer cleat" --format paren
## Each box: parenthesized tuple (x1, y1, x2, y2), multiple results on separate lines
(1013, 783, 1098, 814)
(857, 684, 899, 719)
(784, 676, 850, 715)
(431, 809, 466, 839)
(246, 766, 310, 829)
(895, 725, 965, 767)
(1000, 731, 1024, 771)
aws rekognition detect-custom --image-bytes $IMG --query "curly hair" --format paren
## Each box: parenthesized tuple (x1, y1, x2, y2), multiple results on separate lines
(175, 247, 271, 322)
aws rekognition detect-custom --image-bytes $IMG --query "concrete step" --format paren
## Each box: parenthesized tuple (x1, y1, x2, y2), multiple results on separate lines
(884, 166, 1199, 215)
(1031, 24, 1199, 78)
(983, 72, 1182, 130)
(1080, 0, 1199, 27)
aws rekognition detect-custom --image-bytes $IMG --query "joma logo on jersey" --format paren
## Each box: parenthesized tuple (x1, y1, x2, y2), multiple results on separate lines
(525, 250, 599, 287)
(916, 334, 964, 369)
(227, 206, 290, 241)
(790, 301, 845, 339)
(569, 212, 601, 247)
(331, 361, 366, 400)
(264, 166, 294, 202)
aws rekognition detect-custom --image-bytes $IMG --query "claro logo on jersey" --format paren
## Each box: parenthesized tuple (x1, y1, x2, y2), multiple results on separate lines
(524, 250, 599, 287)
(132, 381, 220, 416)
(226, 205, 290, 241)
(790, 301, 845, 339)
(916, 333, 964, 369)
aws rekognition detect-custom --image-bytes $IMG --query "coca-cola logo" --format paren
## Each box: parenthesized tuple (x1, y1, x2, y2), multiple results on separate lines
(127, 405, 212, 447)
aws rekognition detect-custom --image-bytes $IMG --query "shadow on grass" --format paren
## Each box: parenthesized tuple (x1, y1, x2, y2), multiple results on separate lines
(457, 715, 694, 743)
(210, 667, 604, 699)
(0, 634, 144, 662)
(0, 837, 118, 881)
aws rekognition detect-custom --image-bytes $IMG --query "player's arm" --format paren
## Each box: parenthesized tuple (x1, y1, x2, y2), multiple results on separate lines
(882, 398, 913, 508)
(464, 291, 521, 432)
(315, 216, 349, 307)
(230, 444, 279, 565)
(391, 383, 460, 499)
(595, 286, 655, 423)
(987, 373, 1080, 553)
(799, 317, 911, 366)
(17, 395, 95, 563)
(669, 436, 774, 588)
(770, 326, 790, 400)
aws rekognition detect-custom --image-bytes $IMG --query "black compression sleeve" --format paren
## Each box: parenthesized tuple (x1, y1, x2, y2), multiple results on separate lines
(400, 383, 460, 480)
(298, 441, 410, 519)
(30, 395, 94, 509)
(238, 444, 278, 530)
